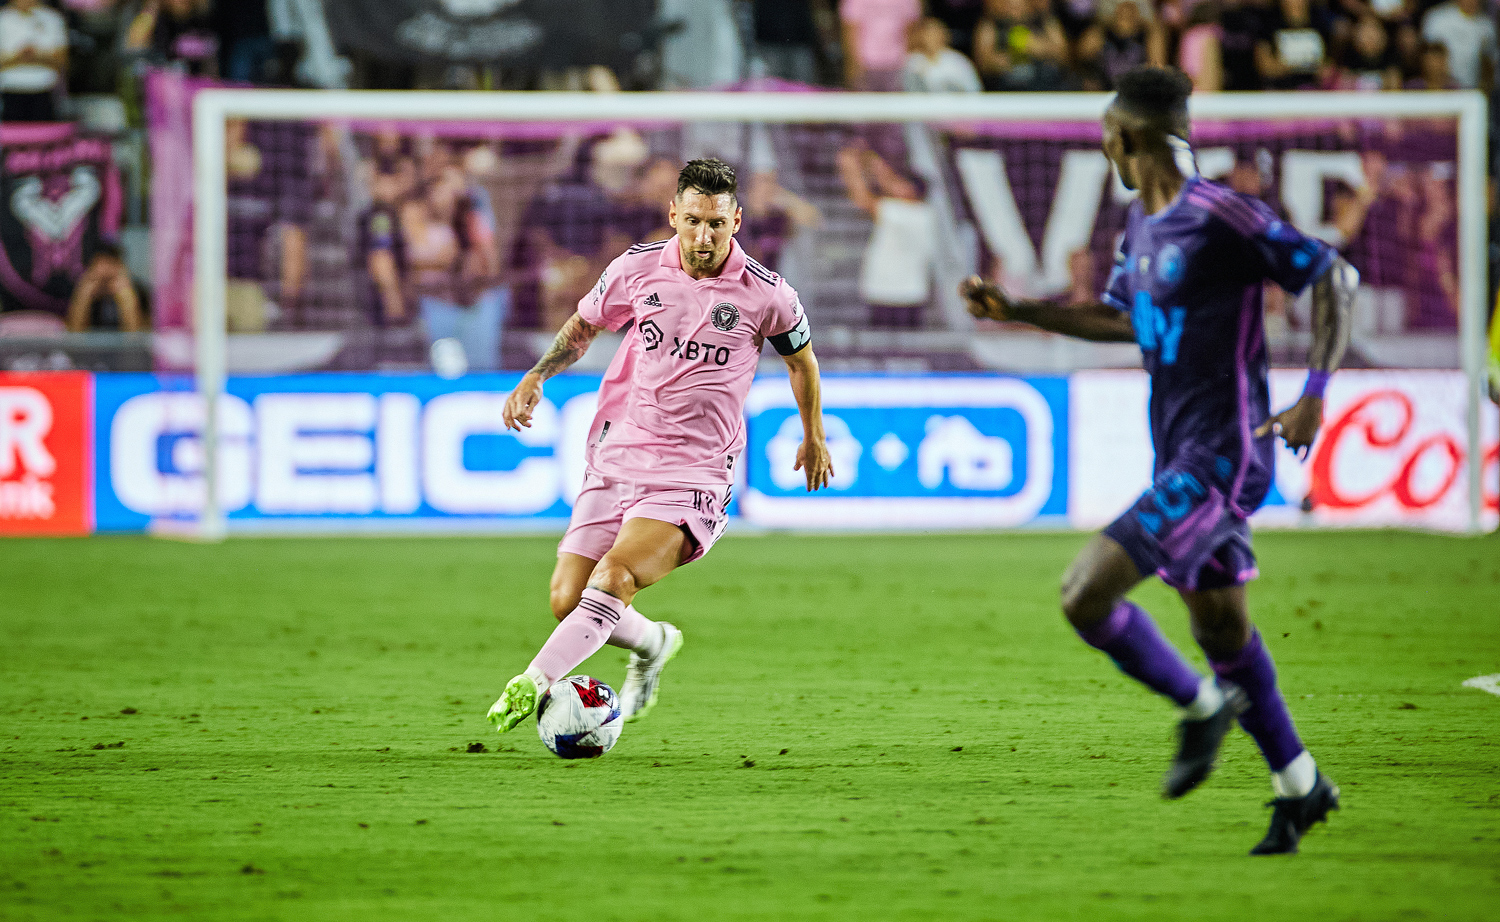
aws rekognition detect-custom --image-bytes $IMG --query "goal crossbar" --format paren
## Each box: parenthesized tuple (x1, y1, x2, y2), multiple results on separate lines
(190, 89, 1490, 538)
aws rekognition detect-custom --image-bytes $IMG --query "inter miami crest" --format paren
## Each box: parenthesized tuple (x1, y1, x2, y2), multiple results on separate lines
(639, 318, 664, 351)
(711, 302, 740, 332)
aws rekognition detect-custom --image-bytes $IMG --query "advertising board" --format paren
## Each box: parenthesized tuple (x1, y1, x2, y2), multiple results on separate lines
(0, 371, 92, 535)
(1069, 369, 1499, 532)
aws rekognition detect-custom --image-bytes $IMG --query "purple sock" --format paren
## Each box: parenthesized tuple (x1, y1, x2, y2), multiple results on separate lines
(1077, 600, 1202, 707)
(1209, 630, 1303, 771)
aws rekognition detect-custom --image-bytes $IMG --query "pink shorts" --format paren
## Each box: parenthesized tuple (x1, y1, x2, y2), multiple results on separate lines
(559, 472, 730, 564)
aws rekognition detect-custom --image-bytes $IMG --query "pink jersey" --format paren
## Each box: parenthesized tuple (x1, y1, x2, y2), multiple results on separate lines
(577, 236, 810, 488)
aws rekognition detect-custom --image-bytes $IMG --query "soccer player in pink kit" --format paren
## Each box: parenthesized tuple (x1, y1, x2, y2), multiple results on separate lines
(488, 159, 833, 732)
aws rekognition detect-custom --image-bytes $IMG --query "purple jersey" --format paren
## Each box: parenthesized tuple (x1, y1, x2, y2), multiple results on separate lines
(1102, 177, 1335, 516)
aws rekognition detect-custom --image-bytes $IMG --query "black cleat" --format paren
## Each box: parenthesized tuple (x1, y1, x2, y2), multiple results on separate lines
(1250, 772, 1340, 855)
(1162, 683, 1249, 799)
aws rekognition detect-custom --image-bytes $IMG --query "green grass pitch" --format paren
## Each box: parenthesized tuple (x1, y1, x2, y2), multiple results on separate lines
(2, 531, 1498, 921)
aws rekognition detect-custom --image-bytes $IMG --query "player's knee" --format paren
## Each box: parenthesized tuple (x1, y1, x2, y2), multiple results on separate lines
(1188, 600, 1250, 659)
(1059, 570, 1110, 629)
(548, 587, 579, 621)
(588, 557, 639, 601)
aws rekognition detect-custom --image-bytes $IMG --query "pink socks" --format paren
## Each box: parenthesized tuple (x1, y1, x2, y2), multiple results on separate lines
(528, 590, 662, 685)
(528, 588, 624, 685)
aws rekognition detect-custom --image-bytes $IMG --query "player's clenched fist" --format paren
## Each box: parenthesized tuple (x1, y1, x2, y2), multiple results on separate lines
(960, 276, 1011, 322)
(794, 438, 834, 492)
(503, 373, 543, 430)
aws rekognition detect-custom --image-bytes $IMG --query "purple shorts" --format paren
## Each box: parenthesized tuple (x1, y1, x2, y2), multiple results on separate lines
(558, 471, 729, 564)
(1103, 453, 1259, 592)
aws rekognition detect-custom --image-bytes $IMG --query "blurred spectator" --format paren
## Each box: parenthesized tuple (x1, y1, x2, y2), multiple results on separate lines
(224, 118, 313, 331)
(659, 0, 743, 89)
(1420, 0, 1496, 90)
(401, 166, 505, 372)
(1332, 13, 1401, 89)
(356, 162, 407, 326)
(740, 169, 822, 273)
(837, 140, 934, 328)
(840, 0, 923, 90)
(1219, 0, 1273, 90)
(752, 0, 826, 85)
(213, 0, 275, 84)
(65, 240, 143, 331)
(0, 0, 69, 122)
(124, 0, 218, 76)
(928, 0, 988, 54)
(1404, 39, 1458, 89)
(1254, 0, 1335, 90)
(903, 17, 983, 92)
(972, 0, 1071, 91)
(1178, 1, 1225, 91)
(1075, 0, 1167, 90)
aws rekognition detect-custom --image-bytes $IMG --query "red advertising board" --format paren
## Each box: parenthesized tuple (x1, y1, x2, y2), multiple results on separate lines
(0, 372, 92, 535)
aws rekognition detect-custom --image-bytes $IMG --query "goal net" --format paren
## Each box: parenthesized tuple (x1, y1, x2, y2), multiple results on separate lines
(135, 81, 1493, 536)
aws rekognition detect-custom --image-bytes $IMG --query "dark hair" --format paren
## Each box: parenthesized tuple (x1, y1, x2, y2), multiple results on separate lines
(1114, 66, 1193, 121)
(676, 158, 737, 199)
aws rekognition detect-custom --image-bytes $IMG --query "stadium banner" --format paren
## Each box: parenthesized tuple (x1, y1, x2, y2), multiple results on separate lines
(1069, 369, 1500, 533)
(741, 376, 1069, 529)
(321, 0, 659, 71)
(0, 122, 124, 318)
(0, 371, 93, 535)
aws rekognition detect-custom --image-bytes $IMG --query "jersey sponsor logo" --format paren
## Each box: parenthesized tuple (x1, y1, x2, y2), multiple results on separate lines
(670, 338, 731, 366)
(643, 292, 663, 308)
(639, 318, 664, 352)
(592, 269, 607, 305)
(1131, 291, 1186, 365)
(710, 301, 739, 332)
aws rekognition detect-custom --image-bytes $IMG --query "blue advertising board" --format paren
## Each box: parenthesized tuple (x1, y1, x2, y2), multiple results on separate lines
(92, 373, 1070, 533)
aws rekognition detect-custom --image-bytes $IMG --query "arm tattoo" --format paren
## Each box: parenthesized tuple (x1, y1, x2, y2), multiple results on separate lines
(1309, 257, 1357, 373)
(530, 314, 602, 381)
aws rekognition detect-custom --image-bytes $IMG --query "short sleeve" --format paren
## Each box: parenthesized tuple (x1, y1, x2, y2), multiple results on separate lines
(1235, 196, 1336, 294)
(1101, 232, 1131, 311)
(765, 282, 812, 356)
(577, 254, 635, 332)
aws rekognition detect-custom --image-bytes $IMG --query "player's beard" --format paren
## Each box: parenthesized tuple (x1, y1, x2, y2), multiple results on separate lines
(683, 242, 727, 273)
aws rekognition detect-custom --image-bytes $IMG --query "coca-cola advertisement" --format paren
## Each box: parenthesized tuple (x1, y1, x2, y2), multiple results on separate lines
(1070, 369, 1498, 534)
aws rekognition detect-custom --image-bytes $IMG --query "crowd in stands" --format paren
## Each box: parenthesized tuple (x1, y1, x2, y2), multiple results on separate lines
(0, 0, 1495, 356)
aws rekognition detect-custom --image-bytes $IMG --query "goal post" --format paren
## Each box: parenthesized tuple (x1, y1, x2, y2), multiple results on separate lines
(186, 88, 1491, 538)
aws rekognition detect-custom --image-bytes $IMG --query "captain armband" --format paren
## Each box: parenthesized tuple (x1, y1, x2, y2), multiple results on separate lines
(769, 313, 812, 356)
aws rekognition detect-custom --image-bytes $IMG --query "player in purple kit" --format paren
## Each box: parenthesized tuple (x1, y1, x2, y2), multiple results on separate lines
(487, 159, 833, 734)
(962, 67, 1356, 855)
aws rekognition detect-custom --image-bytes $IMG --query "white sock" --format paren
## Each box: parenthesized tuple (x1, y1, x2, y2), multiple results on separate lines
(1271, 750, 1317, 799)
(1181, 675, 1225, 720)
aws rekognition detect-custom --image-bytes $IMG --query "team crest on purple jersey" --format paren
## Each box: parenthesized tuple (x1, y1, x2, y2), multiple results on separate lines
(711, 302, 740, 332)
(1156, 244, 1185, 284)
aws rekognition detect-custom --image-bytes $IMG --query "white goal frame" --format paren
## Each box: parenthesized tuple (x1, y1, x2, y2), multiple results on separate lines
(189, 89, 1490, 539)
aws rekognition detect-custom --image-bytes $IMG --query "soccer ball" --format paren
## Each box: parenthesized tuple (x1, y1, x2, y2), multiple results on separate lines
(536, 675, 623, 759)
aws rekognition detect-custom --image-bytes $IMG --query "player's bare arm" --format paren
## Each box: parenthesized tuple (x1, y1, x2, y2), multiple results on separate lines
(784, 345, 833, 491)
(960, 276, 1136, 343)
(503, 312, 603, 430)
(1256, 258, 1357, 456)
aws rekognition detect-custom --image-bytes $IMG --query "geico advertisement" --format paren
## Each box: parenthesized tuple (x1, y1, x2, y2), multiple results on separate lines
(94, 374, 605, 531)
(1069, 369, 1500, 533)
(742, 376, 1069, 528)
(0, 372, 92, 535)
(93, 373, 1069, 532)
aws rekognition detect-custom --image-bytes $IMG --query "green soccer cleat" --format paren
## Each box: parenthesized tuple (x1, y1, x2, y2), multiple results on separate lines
(486, 671, 544, 732)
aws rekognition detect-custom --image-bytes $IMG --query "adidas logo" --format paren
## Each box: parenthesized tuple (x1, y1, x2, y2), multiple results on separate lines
(643, 292, 663, 308)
